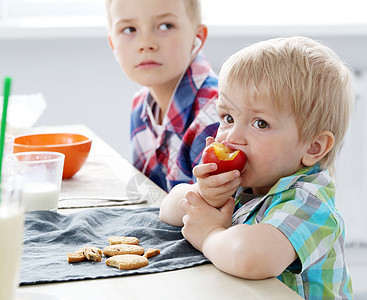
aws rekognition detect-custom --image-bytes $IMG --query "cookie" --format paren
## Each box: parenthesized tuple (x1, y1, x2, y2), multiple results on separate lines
(144, 248, 160, 258)
(78, 246, 103, 261)
(83, 247, 102, 262)
(77, 246, 102, 255)
(67, 251, 85, 263)
(106, 254, 149, 270)
(67, 246, 102, 263)
(103, 244, 145, 257)
(108, 236, 140, 245)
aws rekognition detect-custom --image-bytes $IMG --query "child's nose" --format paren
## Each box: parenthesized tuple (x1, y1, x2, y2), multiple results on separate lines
(226, 126, 247, 145)
(138, 34, 158, 52)
(139, 44, 158, 52)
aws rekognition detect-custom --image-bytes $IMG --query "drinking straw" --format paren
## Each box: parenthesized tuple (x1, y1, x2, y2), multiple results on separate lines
(0, 77, 12, 204)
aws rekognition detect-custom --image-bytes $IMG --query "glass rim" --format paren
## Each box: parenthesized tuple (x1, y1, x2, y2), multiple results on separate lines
(7, 151, 65, 164)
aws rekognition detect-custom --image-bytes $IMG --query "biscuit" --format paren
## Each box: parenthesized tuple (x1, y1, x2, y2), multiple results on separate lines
(67, 246, 103, 263)
(78, 246, 103, 262)
(78, 246, 103, 256)
(67, 251, 85, 263)
(144, 248, 160, 259)
(103, 244, 145, 257)
(108, 236, 140, 245)
(106, 254, 149, 270)
(83, 247, 102, 262)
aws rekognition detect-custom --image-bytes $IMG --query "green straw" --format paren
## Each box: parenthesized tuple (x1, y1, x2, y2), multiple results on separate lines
(0, 77, 11, 204)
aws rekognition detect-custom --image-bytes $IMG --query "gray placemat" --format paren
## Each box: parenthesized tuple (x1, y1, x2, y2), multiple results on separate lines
(20, 207, 209, 285)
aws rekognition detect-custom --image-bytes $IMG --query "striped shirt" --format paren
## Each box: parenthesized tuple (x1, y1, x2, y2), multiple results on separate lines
(233, 164, 353, 299)
(130, 52, 219, 192)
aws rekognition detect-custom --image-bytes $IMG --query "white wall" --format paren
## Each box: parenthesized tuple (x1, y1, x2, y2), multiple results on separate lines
(0, 37, 137, 160)
(1, 30, 366, 243)
(1, 32, 366, 158)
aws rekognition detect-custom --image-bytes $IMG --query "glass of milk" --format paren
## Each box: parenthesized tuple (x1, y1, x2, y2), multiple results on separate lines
(2, 135, 15, 176)
(0, 176, 24, 300)
(7, 151, 65, 212)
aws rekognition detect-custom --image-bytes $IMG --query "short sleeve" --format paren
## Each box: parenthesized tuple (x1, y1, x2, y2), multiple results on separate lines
(260, 188, 341, 272)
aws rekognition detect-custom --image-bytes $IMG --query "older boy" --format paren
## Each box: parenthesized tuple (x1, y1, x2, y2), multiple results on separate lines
(105, 0, 219, 192)
(160, 37, 354, 299)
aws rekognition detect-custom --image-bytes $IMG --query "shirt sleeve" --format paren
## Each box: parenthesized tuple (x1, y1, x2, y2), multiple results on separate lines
(177, 98, 219, 178)
(259, 189, 341, 273)
(130, 89, 149, 170)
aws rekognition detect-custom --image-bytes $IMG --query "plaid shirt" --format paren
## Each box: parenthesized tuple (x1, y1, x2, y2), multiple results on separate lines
(233, 164, 353, 300)
(130, 52, 219, 192)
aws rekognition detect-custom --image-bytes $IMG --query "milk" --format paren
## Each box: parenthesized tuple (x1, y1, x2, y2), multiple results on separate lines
(22, 182, 59, 212)
(0, 207, 24, 300)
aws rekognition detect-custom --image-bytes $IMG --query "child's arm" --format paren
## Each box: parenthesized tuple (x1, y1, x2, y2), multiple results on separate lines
(180, 191, 297, 279)
(159, 183, 197, 226)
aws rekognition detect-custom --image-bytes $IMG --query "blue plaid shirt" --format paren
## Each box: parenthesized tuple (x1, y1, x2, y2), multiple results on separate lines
(233, 164, 353, 299)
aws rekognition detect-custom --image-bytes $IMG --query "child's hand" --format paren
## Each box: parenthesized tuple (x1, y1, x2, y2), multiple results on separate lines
(194, 137, 242, 208)
(193, 164, 241, 208)
(179, 191, 235, 252)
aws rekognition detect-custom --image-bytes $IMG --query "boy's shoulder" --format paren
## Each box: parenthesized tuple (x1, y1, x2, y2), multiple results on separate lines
(251, 166, 339, 222)
(269, 165, 334, 199)
(188, 52, 218, 88)
(259, 166, 342, 229)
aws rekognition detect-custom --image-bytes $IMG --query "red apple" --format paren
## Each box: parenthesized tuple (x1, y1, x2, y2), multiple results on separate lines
(202, 142, 246, 175)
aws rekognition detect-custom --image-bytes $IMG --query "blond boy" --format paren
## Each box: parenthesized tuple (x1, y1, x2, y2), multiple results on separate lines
(160, 36, 354, 299)
(105, 0, 219, 192)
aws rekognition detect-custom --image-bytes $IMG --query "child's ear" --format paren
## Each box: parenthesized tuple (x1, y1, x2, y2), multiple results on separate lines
(301, 131, 335, 166)
(108, 35, 115, 51)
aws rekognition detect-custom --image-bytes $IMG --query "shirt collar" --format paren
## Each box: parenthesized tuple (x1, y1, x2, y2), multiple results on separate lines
(266, 164, 324, 196)
(140, 52, 214, 134)
(139, 89, 152, 122)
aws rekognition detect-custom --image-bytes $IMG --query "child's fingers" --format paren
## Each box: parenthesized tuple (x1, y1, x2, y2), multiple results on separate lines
(179, 198, 190, 213)
(205, 136, 215, 147)
(185, 190, 204, 206)
(200, 170, 240, 188)
(202, 175, 241, 197)
(217, 174, 241, 189)
(220, 197, 236, 215)
(179, 192, 204, 212)
(214, 178, 242, 197)
(193, 163, 217, 178)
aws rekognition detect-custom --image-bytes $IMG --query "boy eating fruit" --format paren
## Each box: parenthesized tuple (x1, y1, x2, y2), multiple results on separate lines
(159, 36, 354, 299)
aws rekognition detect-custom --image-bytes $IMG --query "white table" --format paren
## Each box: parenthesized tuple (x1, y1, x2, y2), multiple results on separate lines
(18, 124, 302, 300)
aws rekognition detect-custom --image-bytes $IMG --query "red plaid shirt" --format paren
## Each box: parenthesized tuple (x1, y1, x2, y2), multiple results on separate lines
(130, 52, 219, 192)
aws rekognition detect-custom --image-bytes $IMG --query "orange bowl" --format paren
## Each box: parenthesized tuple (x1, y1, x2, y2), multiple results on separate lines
(13, 133, 92, 179)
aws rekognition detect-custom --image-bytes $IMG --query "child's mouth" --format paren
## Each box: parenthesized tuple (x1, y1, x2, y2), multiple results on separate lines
(136, 60, 162, 69)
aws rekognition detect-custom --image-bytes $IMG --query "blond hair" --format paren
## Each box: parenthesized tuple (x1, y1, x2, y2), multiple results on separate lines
(219, 36, 354, 171)
(105, 0, 202, 32)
